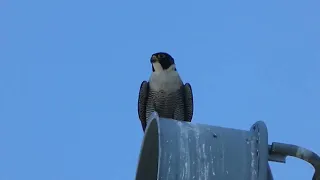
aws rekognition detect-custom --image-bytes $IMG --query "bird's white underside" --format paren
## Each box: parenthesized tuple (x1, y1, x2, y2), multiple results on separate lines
(149, 64, 183, 92)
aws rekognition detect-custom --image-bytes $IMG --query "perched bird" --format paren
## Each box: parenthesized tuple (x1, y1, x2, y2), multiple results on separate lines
(138, 52, 194, 132)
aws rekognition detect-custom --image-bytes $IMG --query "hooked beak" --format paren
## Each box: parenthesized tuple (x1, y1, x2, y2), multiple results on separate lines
(150, 55, 158, 63)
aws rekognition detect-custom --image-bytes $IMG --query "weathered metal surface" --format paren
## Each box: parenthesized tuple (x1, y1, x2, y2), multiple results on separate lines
(250, 121, 271, 180)
(135, 116, 271, 180)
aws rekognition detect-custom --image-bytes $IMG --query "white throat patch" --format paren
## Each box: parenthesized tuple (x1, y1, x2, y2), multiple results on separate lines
(152, 62, 163, 72)
(149, 64, 182, 92)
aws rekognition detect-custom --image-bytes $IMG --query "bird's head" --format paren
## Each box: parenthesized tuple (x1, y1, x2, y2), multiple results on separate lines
(150, 52, 177, 72)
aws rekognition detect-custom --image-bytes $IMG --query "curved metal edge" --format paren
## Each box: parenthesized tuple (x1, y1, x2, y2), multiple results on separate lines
(269, 142, 320, 180)
(135, 113, 161, 180)
(313, 164, 320, 180)
(250, 121, 271, 180)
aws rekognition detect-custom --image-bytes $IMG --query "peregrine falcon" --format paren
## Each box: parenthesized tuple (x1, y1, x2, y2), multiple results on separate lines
(138, 52, 194, 132)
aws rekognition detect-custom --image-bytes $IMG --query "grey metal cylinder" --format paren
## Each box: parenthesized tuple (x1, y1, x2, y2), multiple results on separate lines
(135, 117, 271, 180)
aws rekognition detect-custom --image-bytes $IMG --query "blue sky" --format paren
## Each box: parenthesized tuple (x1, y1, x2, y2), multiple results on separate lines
(1, 0, 320, 179)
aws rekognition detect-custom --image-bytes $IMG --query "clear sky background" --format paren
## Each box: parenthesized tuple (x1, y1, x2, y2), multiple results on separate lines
(1, 0, 320, 179)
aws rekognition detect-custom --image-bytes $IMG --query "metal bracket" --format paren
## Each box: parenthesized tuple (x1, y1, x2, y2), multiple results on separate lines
(268, 142, 320, 180)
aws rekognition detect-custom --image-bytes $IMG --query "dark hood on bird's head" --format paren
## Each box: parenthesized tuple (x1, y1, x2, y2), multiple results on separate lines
(150, 52, 175, 71)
